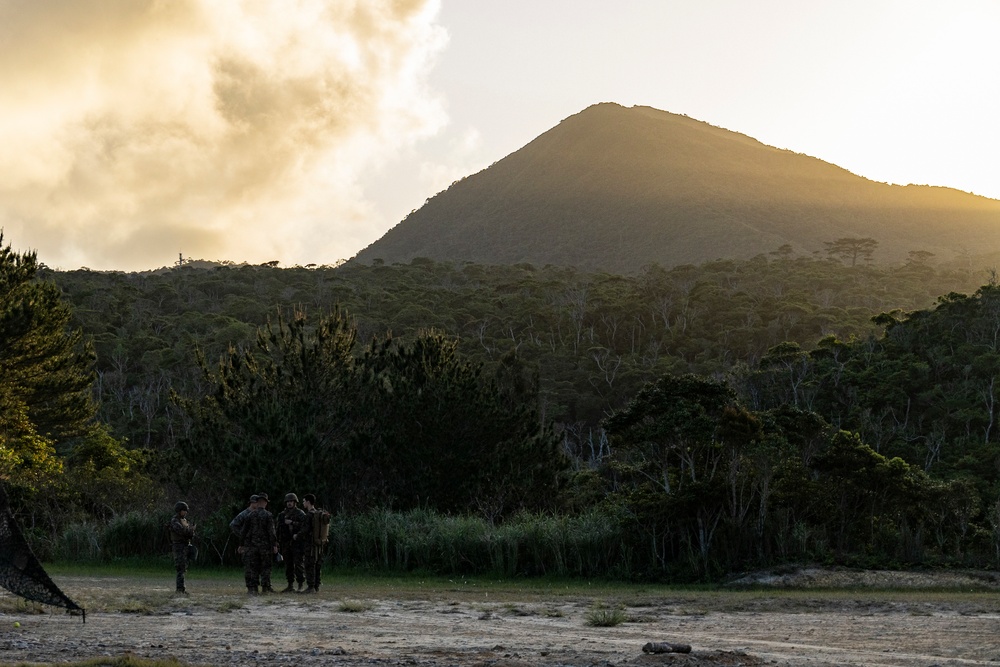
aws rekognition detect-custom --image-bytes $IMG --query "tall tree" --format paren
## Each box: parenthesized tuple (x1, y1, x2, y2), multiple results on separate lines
(176, 311, 566, 517)
(0, 234, 153, 528)
(0, 234, 96, 489)
(823, 237, 879, 266)
(174, 309, 360, 509)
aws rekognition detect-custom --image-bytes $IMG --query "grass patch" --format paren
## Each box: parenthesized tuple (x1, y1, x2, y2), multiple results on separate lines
(215, 599, 245, 613)
(501, 603, 536, 617)
(585, 602, 627, 627)
(337, 599, 375, 612)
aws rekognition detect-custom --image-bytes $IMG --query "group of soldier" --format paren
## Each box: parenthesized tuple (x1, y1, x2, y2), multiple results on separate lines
(168, 491, 329, 596)
(230, 491, 328, 595)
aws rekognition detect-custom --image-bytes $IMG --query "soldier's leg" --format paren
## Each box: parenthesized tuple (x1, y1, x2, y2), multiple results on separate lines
(302, 546, 317, 592)
(244, 550, 257, 593)
(173, 544, 188, 593)
(260, 553, 274, 592)
(314, 546, 324, 591)
(293, 541, 306, 588)
(281, 545, 296, 591)
(246, 549, 260, 595)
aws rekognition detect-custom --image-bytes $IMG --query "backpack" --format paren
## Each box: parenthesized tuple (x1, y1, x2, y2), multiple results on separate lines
(313, 509, 331, 545)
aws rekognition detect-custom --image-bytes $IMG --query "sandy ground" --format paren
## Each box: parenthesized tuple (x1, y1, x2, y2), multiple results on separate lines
(2, 569, 1000, 666)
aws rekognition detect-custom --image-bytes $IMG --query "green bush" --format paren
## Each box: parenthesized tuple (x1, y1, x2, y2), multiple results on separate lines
(101, 512, 170, 561)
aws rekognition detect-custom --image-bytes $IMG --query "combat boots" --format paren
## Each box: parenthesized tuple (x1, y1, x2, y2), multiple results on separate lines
(280, 583, 295, 593)
(301, 586, 317, 594)
(247, 586, 258, 596)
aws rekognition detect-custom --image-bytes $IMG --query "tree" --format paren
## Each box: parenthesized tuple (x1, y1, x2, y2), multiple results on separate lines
(176, 311, 566, 518)
(174, 308, 360, 509)
(0, 233, 96, 447)
(0, 234, 154, 530)
(823, 237, 878, 266)
(604, 374, 747, 575)
(0, 233, 98, 503)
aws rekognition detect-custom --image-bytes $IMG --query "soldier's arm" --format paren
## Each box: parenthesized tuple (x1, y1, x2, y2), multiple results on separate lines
(229, 511, 245, 537)
(177, 518, 195, 539)
(293, 512, 311, 540)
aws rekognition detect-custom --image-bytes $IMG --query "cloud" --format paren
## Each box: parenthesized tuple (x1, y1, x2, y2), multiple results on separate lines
(0, 0, 447, 270)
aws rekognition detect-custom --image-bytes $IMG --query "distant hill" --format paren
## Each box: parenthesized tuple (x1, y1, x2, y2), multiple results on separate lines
(352, 103, 1000, 273)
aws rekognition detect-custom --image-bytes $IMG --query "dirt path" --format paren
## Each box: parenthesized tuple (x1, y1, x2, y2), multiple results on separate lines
(2, 571, 1000, 666)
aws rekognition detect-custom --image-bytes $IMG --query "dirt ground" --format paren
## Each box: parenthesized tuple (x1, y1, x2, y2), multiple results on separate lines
(2, 568, 1000, 667)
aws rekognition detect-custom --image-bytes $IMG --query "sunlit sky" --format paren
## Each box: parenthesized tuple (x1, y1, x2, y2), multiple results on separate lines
(2, 0, 998, 271)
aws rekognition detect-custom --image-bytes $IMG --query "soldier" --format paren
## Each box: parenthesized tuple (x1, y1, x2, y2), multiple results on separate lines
(231, 494, 258, 592)
(299, 493, 330, 594)
(241, 492, 278, 595)
(277, 492, 307, 592)
(230, 494, 259, 537)
(169, 501, 195, 594)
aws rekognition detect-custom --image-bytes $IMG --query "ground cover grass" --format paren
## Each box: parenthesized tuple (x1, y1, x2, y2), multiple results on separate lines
(5, 563, 998, 619)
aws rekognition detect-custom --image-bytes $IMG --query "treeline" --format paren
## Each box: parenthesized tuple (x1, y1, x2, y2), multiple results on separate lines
(46, 251, 984, 462)
(7, 234, 1000, 578)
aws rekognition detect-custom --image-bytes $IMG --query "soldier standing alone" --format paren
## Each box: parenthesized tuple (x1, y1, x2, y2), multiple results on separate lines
(277, 493, 307, 592)
(240, 492, 278, 595)
(169, 501, 195, 594)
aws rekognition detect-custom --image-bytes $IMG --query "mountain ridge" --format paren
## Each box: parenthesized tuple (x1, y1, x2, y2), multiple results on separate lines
(353, 103, 1000, 273)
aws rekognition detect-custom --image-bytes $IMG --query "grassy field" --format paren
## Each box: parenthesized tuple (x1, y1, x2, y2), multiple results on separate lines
(6, 562, 998, 617)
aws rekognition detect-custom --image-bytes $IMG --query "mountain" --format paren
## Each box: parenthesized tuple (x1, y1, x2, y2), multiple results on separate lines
(352, 103, 1000, 274)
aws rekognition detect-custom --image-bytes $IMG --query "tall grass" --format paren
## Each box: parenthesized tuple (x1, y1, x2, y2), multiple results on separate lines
(56, 512, 170, 564)
(334, 508, 627, 577)
(48, 507, 632, 578)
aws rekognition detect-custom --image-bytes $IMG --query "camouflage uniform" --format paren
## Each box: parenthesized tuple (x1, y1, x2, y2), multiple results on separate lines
(229, 506, 253, 537)
(277, 494, 307, 592)
(230, 495, 258, 591)
(299, 495, 327, 593)
(169, 503, 195, 593)
(241, 504, 277, 594)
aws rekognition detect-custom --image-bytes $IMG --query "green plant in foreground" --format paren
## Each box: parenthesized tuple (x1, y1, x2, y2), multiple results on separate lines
(585, 603, 627, 627)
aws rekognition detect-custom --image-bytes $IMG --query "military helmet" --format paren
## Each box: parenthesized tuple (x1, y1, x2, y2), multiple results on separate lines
(175, 501, 189, 512)
(256, 492, 269, 502)
(284, 493, 298, 503)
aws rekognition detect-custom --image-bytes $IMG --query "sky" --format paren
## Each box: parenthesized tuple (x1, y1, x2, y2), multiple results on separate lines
(2, 0, 999, 272)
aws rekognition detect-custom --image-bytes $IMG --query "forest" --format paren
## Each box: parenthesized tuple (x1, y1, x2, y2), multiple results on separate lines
(4, 230, 1000, 580)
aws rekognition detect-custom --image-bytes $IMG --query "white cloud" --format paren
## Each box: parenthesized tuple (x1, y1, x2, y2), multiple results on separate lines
(0, 0, 447, 270)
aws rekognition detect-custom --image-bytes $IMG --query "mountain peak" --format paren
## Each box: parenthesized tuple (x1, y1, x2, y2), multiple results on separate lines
(353, 103, 1000, 273)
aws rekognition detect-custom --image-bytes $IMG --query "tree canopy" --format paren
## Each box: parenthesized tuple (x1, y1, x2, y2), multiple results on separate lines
(175, 310, 566, 518)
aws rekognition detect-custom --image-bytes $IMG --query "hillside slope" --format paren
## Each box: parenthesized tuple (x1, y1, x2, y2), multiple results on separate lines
(353, 103, 1000, 273)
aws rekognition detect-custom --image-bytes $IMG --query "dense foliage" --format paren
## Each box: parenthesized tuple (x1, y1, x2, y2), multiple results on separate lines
(10, 239, 1000, 577)
(0, 234, 158, 542)
(173, 311, 564, 520)
(46, 252, 985, 466)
